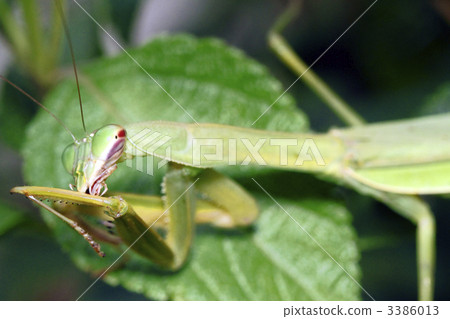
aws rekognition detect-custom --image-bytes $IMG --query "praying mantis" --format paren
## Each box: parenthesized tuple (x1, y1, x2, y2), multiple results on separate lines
(1, 0, 448, 301)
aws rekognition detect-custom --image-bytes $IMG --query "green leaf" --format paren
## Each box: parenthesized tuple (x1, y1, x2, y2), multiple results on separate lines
(106, 195, 360, 300)
(22, 35, 360, 300)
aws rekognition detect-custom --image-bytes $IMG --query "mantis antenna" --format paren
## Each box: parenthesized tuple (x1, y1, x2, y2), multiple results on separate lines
(0, 75, 77, 142)
(0, 0, 85, 142)
(55, 0, 87, 134)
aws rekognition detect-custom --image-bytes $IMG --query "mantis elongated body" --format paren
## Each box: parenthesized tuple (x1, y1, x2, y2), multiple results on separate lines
(2, 0, 447, 301)
(10, 114, 446, 297)
(124, 117, 450, 195)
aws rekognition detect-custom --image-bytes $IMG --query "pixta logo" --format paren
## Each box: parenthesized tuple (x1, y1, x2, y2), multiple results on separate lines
(125, 128, 172, 176)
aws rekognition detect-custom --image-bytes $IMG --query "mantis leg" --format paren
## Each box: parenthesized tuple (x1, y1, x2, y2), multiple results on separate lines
(159, 166, 258, 268)
(10, 186, 127, 257)
(269, 3, 437, 300)
(120, 169, 258, 230)
(162, 163, 197, 269)
(377, 194, 435, 301)
(11, 167, 256, 271)
(117, 168, 258, 269)
(11, 186, 176, 269)
(26, 194, 105, 257)
(416, 204, 435, 301)
(117, 193, 239, 228)
(342, 178, 436, 300)
(195, 169, 259, 228)
(267, 2, 364, 127)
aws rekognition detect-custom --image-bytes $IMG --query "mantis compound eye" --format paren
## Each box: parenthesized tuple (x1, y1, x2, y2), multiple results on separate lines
(91, 124, 127, 164)
(62, 143, 76, 174)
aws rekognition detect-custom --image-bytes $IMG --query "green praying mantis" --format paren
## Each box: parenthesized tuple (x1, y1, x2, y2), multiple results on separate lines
(1, 1, 448, 301)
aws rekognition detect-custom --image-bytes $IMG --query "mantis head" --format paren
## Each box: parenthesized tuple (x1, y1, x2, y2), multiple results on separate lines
(62, 124, 127, 196)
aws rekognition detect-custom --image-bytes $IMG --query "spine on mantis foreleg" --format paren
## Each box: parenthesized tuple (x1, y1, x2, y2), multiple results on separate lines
(123, 122, 344, 176)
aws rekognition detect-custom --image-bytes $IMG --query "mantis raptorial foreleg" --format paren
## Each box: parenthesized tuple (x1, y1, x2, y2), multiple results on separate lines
(26, 193, 106, 257)
(267, 2, 436, 300)
(118, 166, 259, 268)
(11, 164, 259, 271)
(11, 185, 175, 267)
